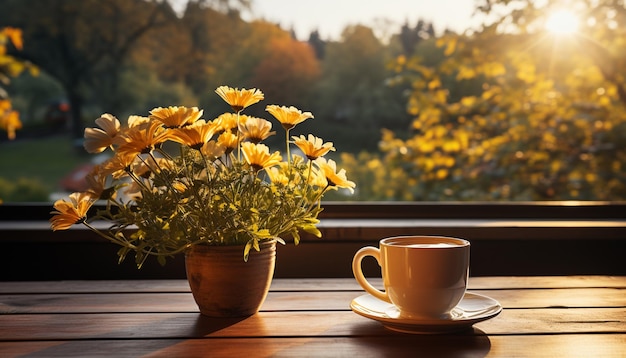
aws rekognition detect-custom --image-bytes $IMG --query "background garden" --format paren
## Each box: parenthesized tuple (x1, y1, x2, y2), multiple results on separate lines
(1, 0, 625, 202)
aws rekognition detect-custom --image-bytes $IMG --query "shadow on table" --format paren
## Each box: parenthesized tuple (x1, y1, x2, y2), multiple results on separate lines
(348, 323, 492, 357)
(272, 322, 491, 357)
(17, 313, 250, 357)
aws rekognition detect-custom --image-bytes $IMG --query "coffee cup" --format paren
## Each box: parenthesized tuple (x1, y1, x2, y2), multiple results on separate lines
(352, 235, 470, 319)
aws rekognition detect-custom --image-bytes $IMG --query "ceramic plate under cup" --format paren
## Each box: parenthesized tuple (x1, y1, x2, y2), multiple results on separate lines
(350, 291, 502, 334)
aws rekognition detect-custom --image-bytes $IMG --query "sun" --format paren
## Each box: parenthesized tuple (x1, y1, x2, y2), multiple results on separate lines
(545, 9, 580, 35)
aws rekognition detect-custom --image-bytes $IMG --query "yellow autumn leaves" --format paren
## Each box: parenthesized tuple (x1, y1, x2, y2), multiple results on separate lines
(0, 27, 25, 140)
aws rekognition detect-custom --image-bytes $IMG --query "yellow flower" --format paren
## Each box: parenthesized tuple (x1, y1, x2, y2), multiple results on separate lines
(84, 165, 113, 200)
(117, 121, 172, 157)
(215, 86, 264, 113)
(241, 142, 283, 172)
(101, 152, 138, 179)
(307, 167, 328, 188)
(169, 120, 219, 150)
(239, 116, 275, 144)
(149, 106, 203, 128)
(214, 113, 241, 133)
(127, 115, 150, 128)
(266, 105, 313, 130)
(49, 192, 95, 231)
(292, 134, 335, 160)
(265, 166, 290, 186)
(83, 114, 121, 153)
(217, 131, 240, 154)
(314, 158, 356, 193)
(201, 140, 226, 160)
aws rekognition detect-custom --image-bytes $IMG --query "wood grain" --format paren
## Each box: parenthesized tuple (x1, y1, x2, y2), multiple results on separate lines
(0, 276, 624, 358)
(1, 288, 625, 314)
(2, 276, 625, 294)
(0, 308, 624, 341)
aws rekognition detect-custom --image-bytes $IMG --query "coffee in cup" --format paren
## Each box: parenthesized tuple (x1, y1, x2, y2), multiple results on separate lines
(352, 235, 470, 319)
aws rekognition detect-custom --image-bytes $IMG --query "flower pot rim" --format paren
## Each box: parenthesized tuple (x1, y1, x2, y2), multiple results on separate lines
(192, 238, 278, 248)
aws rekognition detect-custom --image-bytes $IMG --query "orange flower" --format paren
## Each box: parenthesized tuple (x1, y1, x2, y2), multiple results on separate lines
(214, 113, 241, 133)
(217, 131, 240, 154)
(201, 140, 226, 160)
(116, 121, 171, 157)
(84, 165, 111, 200)
(127, 115, 150, 128)
(266, 105, 313, 130)
(49, 192, 95, 231)
(101, 152, 138, 179)
(215, 86, 264, 113)
(169, 120, 219, 150)
(84, 114, 121, 153)
(149, 106, 203, 128)
(292, 134, 335, 160)
(306, 166, 328, 188)
(314, 158, 356, 193)
(239, 116, 275, 144)
(241, 142, 283, 172)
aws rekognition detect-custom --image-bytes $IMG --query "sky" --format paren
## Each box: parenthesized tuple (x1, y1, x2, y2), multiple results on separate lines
(243, 0, 479, 41)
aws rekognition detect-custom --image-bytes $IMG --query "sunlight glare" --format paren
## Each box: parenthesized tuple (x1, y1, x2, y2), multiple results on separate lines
(545, 9, 579, 35)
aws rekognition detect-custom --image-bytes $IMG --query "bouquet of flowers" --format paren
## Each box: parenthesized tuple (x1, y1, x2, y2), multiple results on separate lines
(50, 86, 355, 267)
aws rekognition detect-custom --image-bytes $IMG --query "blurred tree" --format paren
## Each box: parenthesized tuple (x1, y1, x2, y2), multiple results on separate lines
(352, 0, 626, 200)
(0, 0, 253, 142)
(0, 0, 177, 141)
(112, 67, 199, 117)
(178, 2, 247, 96)
(399, 19, 435, 56)
(307, 30, 326, 59)
(251, 36, 320, 108)
(310, 25, 410, 151)
(198, 20, 295, 117)
(9, 71, 65, 126)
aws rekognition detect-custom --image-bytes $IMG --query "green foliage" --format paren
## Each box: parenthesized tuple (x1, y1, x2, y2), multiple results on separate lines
(346, 0, 626, 201)
(104, 153, 324, 266)
(0, 176, 49, 202)
(311, 25, 411, 152)
(113, 67, 199, 116)
(0, 135, 91, 199)
(9, 71, 65, 124)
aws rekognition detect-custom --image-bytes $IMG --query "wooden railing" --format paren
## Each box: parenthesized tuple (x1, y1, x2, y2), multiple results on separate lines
(1, 201, 625, 280)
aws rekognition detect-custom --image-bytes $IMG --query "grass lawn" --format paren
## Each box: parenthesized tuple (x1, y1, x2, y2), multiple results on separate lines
(0, 134, 92, 198)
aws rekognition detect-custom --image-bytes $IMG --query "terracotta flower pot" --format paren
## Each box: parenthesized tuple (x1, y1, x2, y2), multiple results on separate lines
(185, 240, 277, 317)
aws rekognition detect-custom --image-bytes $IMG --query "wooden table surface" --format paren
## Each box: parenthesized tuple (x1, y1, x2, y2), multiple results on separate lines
(1, 276, 625, 357)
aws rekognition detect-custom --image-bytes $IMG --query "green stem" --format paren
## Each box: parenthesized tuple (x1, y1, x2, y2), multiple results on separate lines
(285, 129, 291, 164)
(82, 221, 135, 249)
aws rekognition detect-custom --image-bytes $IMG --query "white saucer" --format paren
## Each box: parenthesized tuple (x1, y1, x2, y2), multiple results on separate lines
(350, 291, 502, 334)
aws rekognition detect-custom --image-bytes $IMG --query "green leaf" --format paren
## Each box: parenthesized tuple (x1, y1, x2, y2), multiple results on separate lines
(291, 230, 301, 245)
(302, 224, 322, 238)
(243, 241, 252, 262)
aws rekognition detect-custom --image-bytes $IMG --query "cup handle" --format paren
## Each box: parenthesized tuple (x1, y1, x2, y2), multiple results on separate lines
(352, 246, 390, 303)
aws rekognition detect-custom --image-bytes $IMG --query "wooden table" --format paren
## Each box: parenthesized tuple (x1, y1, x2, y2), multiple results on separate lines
(1, 276, 624, 357)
